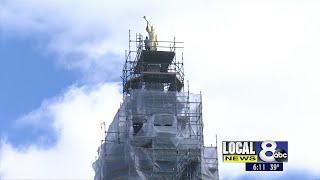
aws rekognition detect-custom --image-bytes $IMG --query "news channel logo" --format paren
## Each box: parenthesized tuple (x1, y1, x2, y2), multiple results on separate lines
(222, 140, 288, 163)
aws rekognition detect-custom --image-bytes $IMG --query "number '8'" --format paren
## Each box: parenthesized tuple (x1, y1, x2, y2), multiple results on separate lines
(259, 140, 277, 162)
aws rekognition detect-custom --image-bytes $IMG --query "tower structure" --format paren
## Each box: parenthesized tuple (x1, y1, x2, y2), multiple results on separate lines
(93, 30, 219, 180)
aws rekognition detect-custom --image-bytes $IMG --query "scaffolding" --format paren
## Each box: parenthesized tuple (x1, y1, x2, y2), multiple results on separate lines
(122, 30, 184, 95)
(93, 30, 219, 180)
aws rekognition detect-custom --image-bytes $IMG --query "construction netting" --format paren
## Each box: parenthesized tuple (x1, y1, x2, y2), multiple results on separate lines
(93, 89, 219, 180)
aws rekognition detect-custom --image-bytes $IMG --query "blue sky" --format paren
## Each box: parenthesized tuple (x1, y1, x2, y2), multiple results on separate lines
(0, 36, 77, 148)
(1, 0, 320, 179)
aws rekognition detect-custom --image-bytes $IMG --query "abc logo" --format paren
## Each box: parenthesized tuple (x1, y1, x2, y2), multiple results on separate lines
(274, 149, 288, 162)
(259, 140, 288, 162)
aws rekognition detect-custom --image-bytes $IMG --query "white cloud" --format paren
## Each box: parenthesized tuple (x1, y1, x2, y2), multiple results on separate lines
(1, 0, 320, 179)
(0, 83, 122, 179)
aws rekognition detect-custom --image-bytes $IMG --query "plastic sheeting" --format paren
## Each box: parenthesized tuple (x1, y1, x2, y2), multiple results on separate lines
(93, 89, 219, 180)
